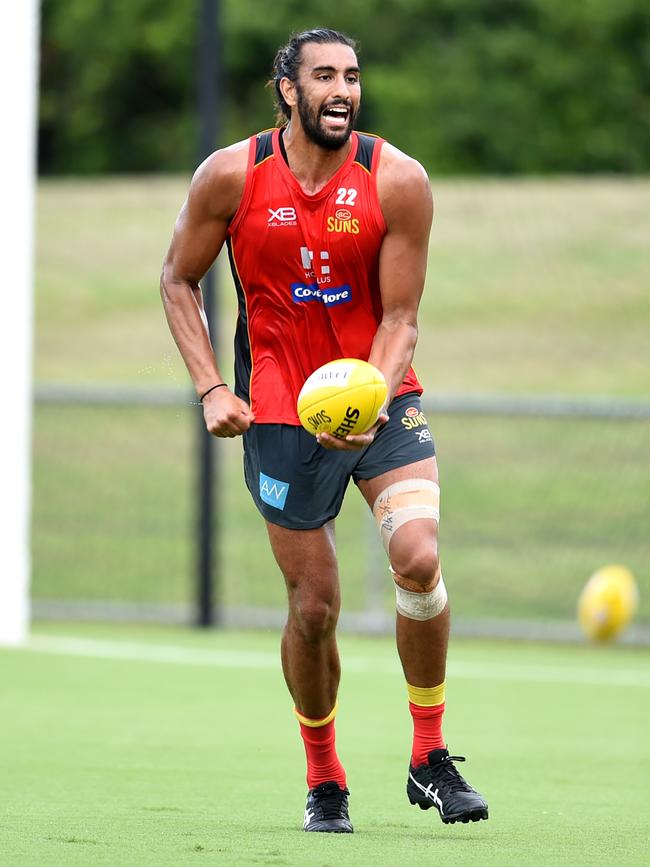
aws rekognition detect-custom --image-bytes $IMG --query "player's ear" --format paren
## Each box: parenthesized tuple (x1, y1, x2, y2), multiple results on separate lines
(279, 76, 297, 110)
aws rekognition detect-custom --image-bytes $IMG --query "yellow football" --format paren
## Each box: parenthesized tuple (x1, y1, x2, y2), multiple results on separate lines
(577, 565, 639, 642)
(297, 358, 387, 438)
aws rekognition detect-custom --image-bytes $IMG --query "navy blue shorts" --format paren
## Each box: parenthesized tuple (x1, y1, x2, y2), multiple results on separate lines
(242, 392, 436, 529)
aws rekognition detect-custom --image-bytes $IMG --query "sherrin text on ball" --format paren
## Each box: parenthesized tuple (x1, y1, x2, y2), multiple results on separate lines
(297, 358, 387, 438)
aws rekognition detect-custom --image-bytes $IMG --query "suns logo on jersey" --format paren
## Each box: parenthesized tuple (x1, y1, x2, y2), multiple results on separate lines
(327, 210, 360, 234)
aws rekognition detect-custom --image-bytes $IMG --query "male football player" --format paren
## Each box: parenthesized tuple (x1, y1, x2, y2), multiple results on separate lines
(161, 28, 488, 833)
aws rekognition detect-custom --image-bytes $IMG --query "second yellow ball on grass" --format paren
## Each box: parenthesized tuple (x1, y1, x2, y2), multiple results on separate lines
(577, 564, 639, 642)
(297, 358, 387, 438)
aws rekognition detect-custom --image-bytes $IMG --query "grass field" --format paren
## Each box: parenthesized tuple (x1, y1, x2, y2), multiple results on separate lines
(35, 176, 650, 395)
(31, 177, 650, 626)
(32, 403, 650, 623)
(2, 623, 649, 866)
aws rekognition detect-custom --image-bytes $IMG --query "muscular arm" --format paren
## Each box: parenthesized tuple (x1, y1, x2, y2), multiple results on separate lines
(369, 145, 433, 401)
(318, 145, 433, 450)
(160, 142, 255, 436)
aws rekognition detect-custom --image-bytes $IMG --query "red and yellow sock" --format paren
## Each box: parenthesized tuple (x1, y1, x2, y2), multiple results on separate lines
(407, 681, 446, 766)
(295, 702, 346, 790)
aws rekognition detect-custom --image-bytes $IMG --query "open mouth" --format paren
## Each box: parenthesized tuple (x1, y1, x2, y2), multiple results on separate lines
(320, 104, 351, 128)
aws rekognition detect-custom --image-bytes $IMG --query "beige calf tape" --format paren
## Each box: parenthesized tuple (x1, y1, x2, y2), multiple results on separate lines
(372, 478, 440, 553)
(395, 574, 447, 621)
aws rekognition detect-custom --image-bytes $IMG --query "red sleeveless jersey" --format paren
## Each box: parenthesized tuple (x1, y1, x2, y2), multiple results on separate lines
(226, 127, 423, 424)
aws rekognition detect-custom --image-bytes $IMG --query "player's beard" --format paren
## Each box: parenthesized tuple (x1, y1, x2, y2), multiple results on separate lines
(295, 85, 357, 151)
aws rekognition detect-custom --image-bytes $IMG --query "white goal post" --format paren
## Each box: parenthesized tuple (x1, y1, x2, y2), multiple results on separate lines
(0, 1, 39, 645)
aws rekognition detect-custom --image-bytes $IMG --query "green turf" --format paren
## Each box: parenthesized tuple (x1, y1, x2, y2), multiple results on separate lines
(1, 623, 649, 865)
(31, 403, 650, 623)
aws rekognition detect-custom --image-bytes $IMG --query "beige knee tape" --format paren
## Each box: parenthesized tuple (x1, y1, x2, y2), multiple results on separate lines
(392, 564, 441, 595)
(372, 478, 440, 553)
(394, 572, 447, 621)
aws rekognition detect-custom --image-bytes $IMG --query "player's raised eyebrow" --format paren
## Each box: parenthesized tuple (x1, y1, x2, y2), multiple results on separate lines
(311, 64, 361, 75)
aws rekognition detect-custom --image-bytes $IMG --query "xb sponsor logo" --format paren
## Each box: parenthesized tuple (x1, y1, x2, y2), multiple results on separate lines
(268, 206, 297, 226)
(259, 472, 290, 510)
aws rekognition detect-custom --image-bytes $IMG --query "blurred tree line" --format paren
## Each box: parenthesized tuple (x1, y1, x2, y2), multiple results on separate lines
(39, 0, 649, 175)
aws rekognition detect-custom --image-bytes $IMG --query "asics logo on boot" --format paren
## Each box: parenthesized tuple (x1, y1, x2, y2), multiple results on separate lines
(409, 772, 444, 815)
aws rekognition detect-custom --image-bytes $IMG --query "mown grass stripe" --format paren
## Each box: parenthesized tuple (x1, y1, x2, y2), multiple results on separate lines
(18, 634, 650, 688)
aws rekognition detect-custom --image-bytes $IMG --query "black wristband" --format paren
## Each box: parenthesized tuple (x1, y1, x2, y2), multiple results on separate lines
(199, 383, 227, 402)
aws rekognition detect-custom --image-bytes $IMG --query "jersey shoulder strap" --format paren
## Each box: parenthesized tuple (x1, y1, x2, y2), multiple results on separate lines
(228, 130, 275, 236)
(353, 132, 383, 173)
(254, 129, 275, 165)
